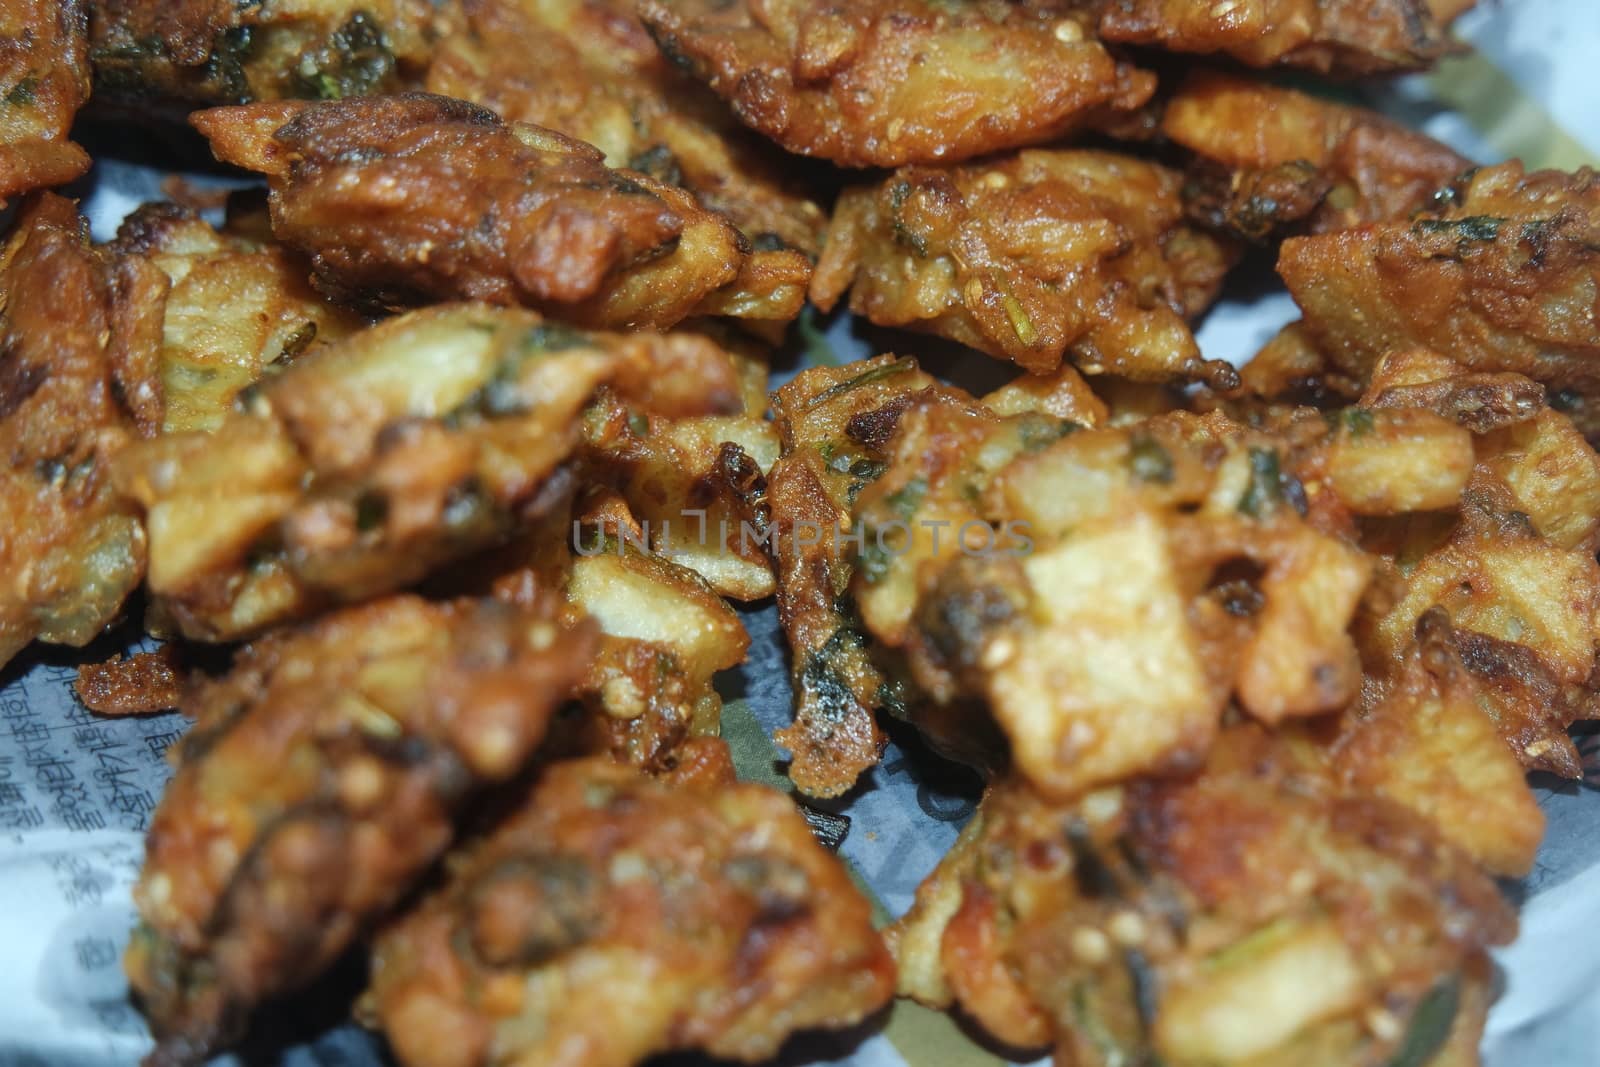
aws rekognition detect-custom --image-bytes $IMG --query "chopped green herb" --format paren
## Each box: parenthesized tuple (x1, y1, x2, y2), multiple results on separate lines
(1019, 416, 1082, 452)
(885, 476, 928, 520)
(1129, 434, 1174, 485)
(1238, 447, 1284, 518)
(888, 181, 929, 256)
(805, 357, 915, 410)
(291, 13, 395, 100)
(626, 144, 682, 186)
(1414, 215, 1507, 244)
(1341, 407, 1376, 437)
(1385, 977, 1460, 1067)
(5, 76, 39, 106)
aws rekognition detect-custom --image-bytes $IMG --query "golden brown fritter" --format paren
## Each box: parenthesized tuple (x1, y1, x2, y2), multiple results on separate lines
(0, 0, 91, 203)
(850, 396, 1418, 798)
(1335, 609, 1545, 877)
(106, 202, 369, 435)
(364, 751, 895, 1067)
(190, 93, 790, 330)
(635, 0, 1156, 168)
(0, 194, 146, 671)
(812, 150, 1238, 385)
(112, 304, 751, 642)
(576, 326, 780, 599)
(1099, 0, 1463, 75)
(425, 0, 826, 257)
(487, 490, 752, 776)
(1349, 348, 1600, 778)
(87, 0, 444, 107)
(763, 356, 966, 797)
(1278, 161, 1600, 437)
(1163, 70, 1472, 241)
(890, 725, 1514, 1067)
(126, 592, 595, 1066)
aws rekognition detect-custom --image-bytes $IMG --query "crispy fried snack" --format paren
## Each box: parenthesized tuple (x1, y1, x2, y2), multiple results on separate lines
(763, 355, 959, 797)
(850, 396, 1436, 797)
(126, 593, 596, 1066)
(1098, 0, 1463, 75)
(635, 0, 1155, 168)
(1278, 161, 1600, 436)
(364, 752, 895, 1067)
(1350, 347, 1600, 778)
(426, 0, 826, 258)
(489, 491, 752, 775)
(87, 0, 443, 107)
(191, 93, 809, 329)
(890, 724, 1514, 1066)
(0, 0, 90, 203)
(111, 304, 746, 641)
(1336, 609, 1545, 877)
(0, 194, 145, 671)
(74, 645, 183, 714)
(577, 327, 780, 599)
(1163, 70, 1471, 241)
(812, 150, 1238, 385)
(106, 203, 368, 435)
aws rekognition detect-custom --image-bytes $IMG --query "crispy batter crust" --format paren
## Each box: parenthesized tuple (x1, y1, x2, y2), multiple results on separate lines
(1099, 0, 1462, 75)
(75, 646, 182, 714)
(0, 0, 91, 202)
(812, 150, 1238, 384)
(126, 592, 595, 1066)
(1163, 70, 1471, 241)
(636, 0, 1155, 168)
(106, 202, 369, 435)
(87, 0, 444, 106)
(890, 725, 1513, 1066)
(1278, 162, 1600, 436)
(192, 94, 749, 329)
(112, 304, 750, 641)
(426, 0, 825, 256)
(365, 751, 894, 1067)
(0, 194, 145, 670)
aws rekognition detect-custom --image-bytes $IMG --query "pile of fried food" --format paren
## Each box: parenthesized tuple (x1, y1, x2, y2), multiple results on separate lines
(3, 1, 1598, 1065)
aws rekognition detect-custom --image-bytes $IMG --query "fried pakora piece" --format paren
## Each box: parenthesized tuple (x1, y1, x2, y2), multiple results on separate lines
(426, 0, 825, 259)
(1350, 349, 1600, 777)
(1098, 0, 1463, 75)
(87, 0, 443, 107)
(0, 194, 145, 671)
(1278, 161, 1600, 437)
(112, 304, 746, 641)
(635, 0, 1155, 168)
(890, 724, 1514, 1066)
(0, 0, 91, 203)
(812, 150, 1238, 385)
(487, 490, 751, 775)
(577, 327, 780, 599)
(1335, 609, 1545, 877)
(364, 751, 895, 1067)
(851, 395, 1446, 796)
(1163, 70, 1471, 241)
(762, 356, 961, 797)
(126, 593, 595, 1066)
(106, 203, 368, 435)
(191, 93, 773, 330)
